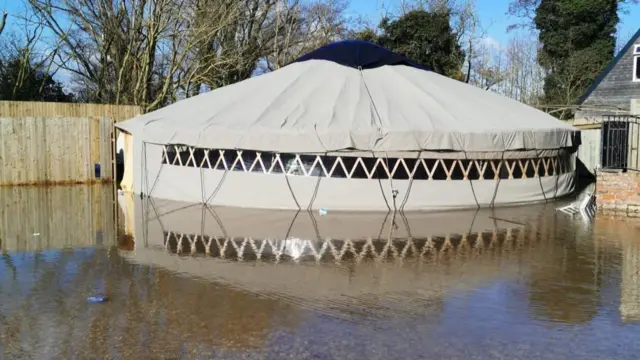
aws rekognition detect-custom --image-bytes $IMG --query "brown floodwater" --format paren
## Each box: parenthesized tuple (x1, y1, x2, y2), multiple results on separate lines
(2, 185, 640, 359)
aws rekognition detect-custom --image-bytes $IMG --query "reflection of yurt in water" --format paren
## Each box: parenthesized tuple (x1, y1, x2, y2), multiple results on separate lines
(115, 40, 580, 211)
(118, 194, 560, 318)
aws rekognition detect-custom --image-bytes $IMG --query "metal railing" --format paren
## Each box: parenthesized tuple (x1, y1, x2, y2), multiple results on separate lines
(601, 115, 640, 171)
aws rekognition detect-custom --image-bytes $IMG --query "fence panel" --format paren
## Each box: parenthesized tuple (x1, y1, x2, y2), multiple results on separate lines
(0, 116, 116, 185)
(0, 101, 141, 186)
(0, 101, 140, 121)
(576, 126, 601, 174)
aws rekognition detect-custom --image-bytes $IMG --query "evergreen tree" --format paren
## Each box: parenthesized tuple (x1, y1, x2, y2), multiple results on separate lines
(352, 10, 465, 79)
(534, 0, 619, 113)
(0, 55, 73, 102)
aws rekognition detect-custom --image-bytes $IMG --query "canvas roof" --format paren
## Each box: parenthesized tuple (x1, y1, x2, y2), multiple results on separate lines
(116, 41, 580, 154)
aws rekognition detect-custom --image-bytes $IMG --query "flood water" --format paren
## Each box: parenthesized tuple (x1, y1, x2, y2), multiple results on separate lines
(2, 185, 640, 359)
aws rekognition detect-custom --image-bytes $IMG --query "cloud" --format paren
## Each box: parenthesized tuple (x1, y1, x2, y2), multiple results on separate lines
(479, 36, 503, 52)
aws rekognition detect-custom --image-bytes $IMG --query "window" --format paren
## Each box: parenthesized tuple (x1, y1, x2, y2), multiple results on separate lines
(634, 44, 640, 82)
(160, 145, 569, 180)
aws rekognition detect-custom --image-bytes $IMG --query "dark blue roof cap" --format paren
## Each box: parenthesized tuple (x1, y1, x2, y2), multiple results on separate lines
(291, 40, 427, 70)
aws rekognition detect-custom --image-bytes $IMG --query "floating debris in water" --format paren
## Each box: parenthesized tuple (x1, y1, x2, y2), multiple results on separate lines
(319, 208, 328, 216)
(87, 296, 109, 304)
(33, 233, 40, 236)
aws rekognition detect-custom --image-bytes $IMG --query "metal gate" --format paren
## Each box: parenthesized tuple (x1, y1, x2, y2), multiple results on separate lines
(601, 115, 640, 171)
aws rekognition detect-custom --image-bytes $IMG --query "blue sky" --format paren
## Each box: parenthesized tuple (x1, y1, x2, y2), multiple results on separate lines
(346, 0, 640, 47)
(2, 0, 638, 46)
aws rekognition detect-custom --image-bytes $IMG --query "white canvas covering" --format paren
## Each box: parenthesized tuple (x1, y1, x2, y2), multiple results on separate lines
(115, 48, 580, 211)
(116, 60, 579, 154)
(128, 141, 576, 211)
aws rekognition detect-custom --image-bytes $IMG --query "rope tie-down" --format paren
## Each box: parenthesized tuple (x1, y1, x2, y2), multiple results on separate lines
(453, 135, 481, 210)
(358, 65, 482, 212)
(399, 150, 422, 212)
(358, 66, 396, 212)
(284, 164, 302, 211)
(306, 152, 328, 211)
(489, 135, 509, 209)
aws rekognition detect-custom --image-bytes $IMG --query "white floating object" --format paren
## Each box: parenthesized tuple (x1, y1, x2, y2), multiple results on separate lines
(556, 188, 596, 219)
(319, 208, 328, 216)
(33, 233, 41, 236)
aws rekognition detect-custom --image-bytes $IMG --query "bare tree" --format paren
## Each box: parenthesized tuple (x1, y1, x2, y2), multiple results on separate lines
(266, 0, 350, 70)
(466, 35, 545, 105)
(616, 29, 637, 55)
(0, 12, 7, 36)
(503, 37, 545, 104)
(540, 50, 610, 118)
(495, 37, 545, 104)
(9, 15, 46, 98)
(506, 0, 539, 31)
(0, 9, 71, 100)
(468, 41, 506, 90)
(25, 0, 245, 109)
(23, 0, 349, 109)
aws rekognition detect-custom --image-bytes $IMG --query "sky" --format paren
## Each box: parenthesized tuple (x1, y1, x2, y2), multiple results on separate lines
(1, 0, 638, 46)
(0, 0, 638, 85)
(346, 0, 640, 48)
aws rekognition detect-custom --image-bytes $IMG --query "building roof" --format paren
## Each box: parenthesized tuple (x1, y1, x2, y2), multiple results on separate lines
(117, 41, 579, 154)
(578, 28, 640, 105)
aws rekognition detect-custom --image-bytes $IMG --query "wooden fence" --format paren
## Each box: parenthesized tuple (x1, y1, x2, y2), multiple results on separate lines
(0, 184, 117, 252)
(0, 101, 141, 186)
(575, 123, 601, 175)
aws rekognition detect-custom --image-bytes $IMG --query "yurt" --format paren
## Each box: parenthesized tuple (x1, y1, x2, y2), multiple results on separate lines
(115, 40, 580, 211)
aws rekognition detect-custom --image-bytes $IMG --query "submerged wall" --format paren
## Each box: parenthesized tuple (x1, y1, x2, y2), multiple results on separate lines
(0, 184, 117, 252)
(597, 169, 640, 216)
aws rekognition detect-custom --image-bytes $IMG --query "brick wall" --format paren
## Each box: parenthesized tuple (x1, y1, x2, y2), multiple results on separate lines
(597, 170, 640, 216)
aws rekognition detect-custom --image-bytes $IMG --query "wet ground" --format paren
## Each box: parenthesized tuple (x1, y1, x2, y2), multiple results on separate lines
(2, 185, 640, 359)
